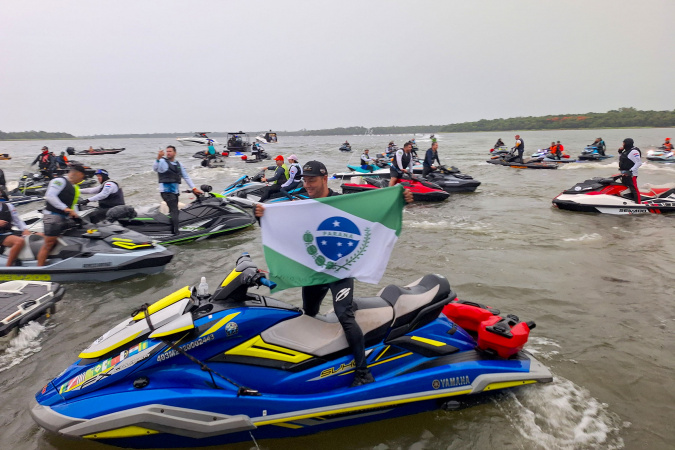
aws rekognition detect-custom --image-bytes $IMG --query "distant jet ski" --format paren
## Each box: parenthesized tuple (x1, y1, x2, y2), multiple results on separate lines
(423, 166, 482, 192)
(487, 152, 558, 169)
(0, 281, 65, 339)
(552, 175, 675, 214)
(577, 146, 613, 161)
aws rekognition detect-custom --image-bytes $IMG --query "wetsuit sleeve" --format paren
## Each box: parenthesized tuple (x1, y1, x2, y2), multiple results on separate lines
(8, 204, 27, 231)
(153, 159, 168, 173)
(44, 178, 69, 211)
(79, 184, 103, 195)
(179, 164, 196, 189)
(628, 150, 642, 174)
(267, 167, 284, 183)
(87, 181, 118, 202)
(31, 154, 41, 166)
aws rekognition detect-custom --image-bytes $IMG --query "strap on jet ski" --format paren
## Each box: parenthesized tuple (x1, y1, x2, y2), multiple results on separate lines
(132, 302, 261, 397)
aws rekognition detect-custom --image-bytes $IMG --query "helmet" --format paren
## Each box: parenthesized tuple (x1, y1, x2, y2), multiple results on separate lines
(95, 169, 109, 181)
(515, 135, 520, 138)
(666, 138, 671, 141)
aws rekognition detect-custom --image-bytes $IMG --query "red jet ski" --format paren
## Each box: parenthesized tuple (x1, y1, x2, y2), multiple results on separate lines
(341, 177, 450, 202)
(553, 175, 675, 214)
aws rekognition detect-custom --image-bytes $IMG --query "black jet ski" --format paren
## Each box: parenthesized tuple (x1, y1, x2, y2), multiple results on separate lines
(423, 166, 481, 192)
(0, 281, 65, 339)
(0, 223, 173, 282)
(552, 175, 675, 214)
(9, 162, 97, 197)
(113, 187, 256, 244)
(487, 152, 558, 169)
(339, 144, 352, 152)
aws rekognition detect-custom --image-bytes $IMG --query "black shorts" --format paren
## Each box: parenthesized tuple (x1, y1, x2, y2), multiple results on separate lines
(390, 167, 403, 179)
(43, 214, 75, 237)
(0, 233, 14, 246)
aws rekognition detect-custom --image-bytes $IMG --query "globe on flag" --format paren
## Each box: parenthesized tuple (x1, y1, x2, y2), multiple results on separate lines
(316, 216, 361, 261)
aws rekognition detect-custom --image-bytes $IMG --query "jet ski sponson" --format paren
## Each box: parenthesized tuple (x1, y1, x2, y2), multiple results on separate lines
(31, 253, 551, 448)
(115, 188, 255, 244)
(0, 280, 65, 338)
(423, 166, 481, 193)
(552, 176, 675, 214)
(0, 223, 173, 282)
(342, 177, 450, 201)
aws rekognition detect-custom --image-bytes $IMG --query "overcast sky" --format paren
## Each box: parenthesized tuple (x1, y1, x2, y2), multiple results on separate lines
(1, 0, 674, 135)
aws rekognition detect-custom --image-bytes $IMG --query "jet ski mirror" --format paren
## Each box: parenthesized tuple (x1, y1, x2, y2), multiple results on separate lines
(200, 184, 213, 193)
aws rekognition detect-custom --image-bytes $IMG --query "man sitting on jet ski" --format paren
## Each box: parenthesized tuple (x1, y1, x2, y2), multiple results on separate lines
(79, 169, 125, 223)
(423, 141, 441, 177)
(153, 146, 203, 235)
(590, 138, 606, 156)
(254, 160, 413, 387)
(360, 149, 375, 172)
(0, 188, 31, 266)
(37, 165, 85, 266)
(494, 138, 505, 148)
(259, 155, 288, 202)
(662, 138, 673, 151)
(279, 154, 302, 200)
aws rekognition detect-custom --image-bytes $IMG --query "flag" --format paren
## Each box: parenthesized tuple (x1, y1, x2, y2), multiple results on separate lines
(261, 185, 405, 291)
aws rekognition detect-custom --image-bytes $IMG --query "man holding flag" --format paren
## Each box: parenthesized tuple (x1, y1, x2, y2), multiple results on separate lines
(255, 160, 412, 387)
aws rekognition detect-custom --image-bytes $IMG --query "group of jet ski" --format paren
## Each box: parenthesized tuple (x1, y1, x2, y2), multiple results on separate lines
(489, 143, 615, 169)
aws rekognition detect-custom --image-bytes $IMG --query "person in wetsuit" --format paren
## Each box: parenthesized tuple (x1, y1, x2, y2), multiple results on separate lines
(254, 160, 413, 387)
(79, 169, 125, 223)
(494, 138, 505, 148)
(389, 141, 414, 186)
(31, 146, 56, 178)
(618, 138, 642, 204)
(423, 141, 441, 176)
(259, 155, 288, 202)
(37, 165, 86, 266)
(153, 145, 202, 235)
(512, 135, 525, 163)
(0, 188, 31, 266)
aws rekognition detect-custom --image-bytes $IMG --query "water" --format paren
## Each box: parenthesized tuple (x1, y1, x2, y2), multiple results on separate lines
(0, 129, 673, 449)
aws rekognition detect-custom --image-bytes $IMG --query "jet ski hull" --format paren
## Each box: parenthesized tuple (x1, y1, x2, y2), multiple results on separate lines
(342, 182, 450, 202)
(486, 158, 558, 169)
(423, 173, 481, 193)
(553, 194, 675, 214)
(0, 281, 65, 338)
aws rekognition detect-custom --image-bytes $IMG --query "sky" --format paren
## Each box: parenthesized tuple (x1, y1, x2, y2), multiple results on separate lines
(1, 0, 674, 135)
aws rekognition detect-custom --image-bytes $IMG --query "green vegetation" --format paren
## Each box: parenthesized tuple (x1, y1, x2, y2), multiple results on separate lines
(0, 130, 75, 140)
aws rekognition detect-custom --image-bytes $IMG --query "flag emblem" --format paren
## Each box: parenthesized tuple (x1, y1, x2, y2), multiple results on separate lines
(303, 216, 371, 271)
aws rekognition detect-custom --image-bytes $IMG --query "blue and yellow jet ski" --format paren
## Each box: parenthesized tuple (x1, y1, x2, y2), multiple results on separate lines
(31, 254, 552, 448)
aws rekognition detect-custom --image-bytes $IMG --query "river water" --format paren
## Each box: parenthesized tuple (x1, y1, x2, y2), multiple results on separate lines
(0, 128, 673, 450)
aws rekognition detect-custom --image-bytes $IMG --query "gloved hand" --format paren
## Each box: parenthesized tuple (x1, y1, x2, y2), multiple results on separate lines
(79, 198, 90, 206)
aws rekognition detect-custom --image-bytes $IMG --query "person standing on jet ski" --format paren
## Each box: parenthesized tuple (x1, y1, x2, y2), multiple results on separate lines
(279, 154, 302, 200)
(0, 188, 31, 267)
(31, 146, 56, 178)
(254, 160, 413, 387)
(494, 138, 505, 148)
(259, 155, 288, 202)
(513, 135, 525, 163)
(423, 141, 441, 177)
(590, 138, 606, 156)
(153, 146, 202, 235)
(618, 138, 642, 204)
(37, 165, 86, 266)
(389, 141, 414, 186)
(79, 169, 125, 223)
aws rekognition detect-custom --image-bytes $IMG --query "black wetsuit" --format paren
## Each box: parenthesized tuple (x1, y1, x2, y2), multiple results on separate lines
(423, 148, 441, 177)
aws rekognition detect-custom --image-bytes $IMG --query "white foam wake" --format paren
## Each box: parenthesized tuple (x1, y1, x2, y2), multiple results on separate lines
(563, 233, 602, 242)
(0, 322, 46, 373)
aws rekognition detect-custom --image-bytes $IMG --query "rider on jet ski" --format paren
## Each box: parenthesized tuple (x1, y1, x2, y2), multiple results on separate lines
(618, 138, 642, 204)
(255, 160, 413, 387)
(360, 149, 375, 172)
(279, 155, 302, 200)
(31, 146, 57, 178)
(423, 141, 441, 176)
(259, 155, 288, 202)
(590, 138, 606, 156)
(37, 165, 85, 266)
(389, 141, 414, 186)
(79, 169, 125, 223)
(663, 138, 673, 151)
(0, 187, 31, 266)
(494, 138, 505, 148)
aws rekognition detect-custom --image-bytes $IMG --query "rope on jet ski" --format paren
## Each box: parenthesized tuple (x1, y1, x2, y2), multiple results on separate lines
(133, 303, 261, 397)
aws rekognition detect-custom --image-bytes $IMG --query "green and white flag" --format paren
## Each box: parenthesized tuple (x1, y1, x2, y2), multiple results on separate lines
(261, 185, 405, 291)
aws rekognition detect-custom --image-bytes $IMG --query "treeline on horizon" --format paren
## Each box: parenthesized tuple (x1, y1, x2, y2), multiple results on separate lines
(0, 130, 75, 140)
(2, 108, 673, 140)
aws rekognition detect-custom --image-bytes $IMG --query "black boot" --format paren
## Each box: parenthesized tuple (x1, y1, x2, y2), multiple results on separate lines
(351, 368, 375, 387)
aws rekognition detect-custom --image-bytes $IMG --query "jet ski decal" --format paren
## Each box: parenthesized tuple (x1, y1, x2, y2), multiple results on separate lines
(0, 274, 51, 281)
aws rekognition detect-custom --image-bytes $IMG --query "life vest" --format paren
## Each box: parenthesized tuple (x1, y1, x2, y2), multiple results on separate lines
(392, 150, 412, 171)
(0, 203, 12, 232)
(619, 147, 642, 172)
(515, 138, 525, 151)
(288, 163, 302, 181)
(281, 164, 289, 183)
(157, 159, 182, 184)
(45, 177, 79, 215)
(664, 143, 673, 151)
(98, 181, 125, 209)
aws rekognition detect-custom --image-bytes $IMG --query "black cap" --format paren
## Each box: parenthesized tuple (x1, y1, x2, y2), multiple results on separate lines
(623, 138, 634, 148)
(70, 164, 87, 174)
(301, 160, 327, 177)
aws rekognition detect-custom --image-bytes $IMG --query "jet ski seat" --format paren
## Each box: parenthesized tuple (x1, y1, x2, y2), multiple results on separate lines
(16, 235, 69, 261)
(260, 276, 453, 357)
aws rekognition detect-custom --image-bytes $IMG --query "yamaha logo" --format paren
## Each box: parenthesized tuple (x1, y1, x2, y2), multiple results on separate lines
(432, 379, 441, 389)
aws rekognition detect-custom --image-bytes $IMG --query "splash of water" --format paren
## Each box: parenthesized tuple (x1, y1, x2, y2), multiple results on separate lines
(0, 322, 45, 373)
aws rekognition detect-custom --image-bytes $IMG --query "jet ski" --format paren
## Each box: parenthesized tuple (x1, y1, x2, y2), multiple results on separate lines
(0, 223, 173, 282)
(341, 177, 450, 202)
(489, 146, 510, 156)
(487, 152, 558, 169)
(0, 280, 65, 339)
(552, 175, 675, 214)
(112, 187, 255, 244)
(339, 144, 352, 152)
(200, 156, 227, 168)
(530, 149, 574, 163)
(577, 146, 613, 161)
(242, 144, 270, 163)
(30, 253, 552, 449)
(9, 163, 97, 197)
(423, 166, 481, 193)
(220, 172, 310, 208)
(0, 153, 11, 160)
(646, 147, 675, 162)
